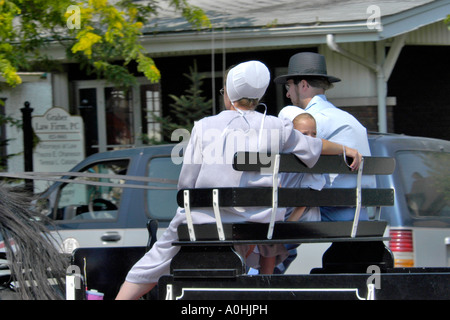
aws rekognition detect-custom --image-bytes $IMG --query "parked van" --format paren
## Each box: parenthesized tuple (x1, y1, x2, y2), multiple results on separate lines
(36, 144, 182, 253)
(37, 133, 450, 272)
(288, 133, 450, 273)
(370, 133, 450, 268)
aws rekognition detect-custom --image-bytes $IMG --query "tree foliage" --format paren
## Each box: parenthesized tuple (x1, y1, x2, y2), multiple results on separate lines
(0, 0, 210, 171)
(0, 0, 211, 88)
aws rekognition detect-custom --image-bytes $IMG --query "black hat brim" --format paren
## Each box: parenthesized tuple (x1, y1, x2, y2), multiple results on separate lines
(274, 73, 341, 84)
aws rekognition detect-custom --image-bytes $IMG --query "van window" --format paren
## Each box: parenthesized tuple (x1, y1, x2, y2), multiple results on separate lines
(54, 160, 129, 222)
(396, 151, 450, 218)
(146, 156, 181, 221)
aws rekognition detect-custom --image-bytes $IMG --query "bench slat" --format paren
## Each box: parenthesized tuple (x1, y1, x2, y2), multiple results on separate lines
(177, 187, 394, 208)
(233, 153, 396, 175)
(176, 221, 388, 243)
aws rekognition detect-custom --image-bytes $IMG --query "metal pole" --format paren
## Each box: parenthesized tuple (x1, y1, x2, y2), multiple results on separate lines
(376, 42, 388, 133)
(21, 101, 34, 191)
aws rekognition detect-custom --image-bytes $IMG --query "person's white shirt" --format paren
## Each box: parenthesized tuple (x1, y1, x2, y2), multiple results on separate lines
(279, 94, 375, 190)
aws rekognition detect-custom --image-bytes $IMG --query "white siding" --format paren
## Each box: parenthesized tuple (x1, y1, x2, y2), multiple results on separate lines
(320, 43, 378, 100)
(318, 20, 449, 102)
(2, 76, 53, 173)
(406, 20, 450, 45)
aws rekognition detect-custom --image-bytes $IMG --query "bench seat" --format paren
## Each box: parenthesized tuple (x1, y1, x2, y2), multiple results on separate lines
(164, 153, 396, 284)
(174, 221, 388, 246)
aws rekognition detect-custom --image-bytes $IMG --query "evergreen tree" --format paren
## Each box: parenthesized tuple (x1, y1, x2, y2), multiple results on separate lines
(147, 61, 212, 142)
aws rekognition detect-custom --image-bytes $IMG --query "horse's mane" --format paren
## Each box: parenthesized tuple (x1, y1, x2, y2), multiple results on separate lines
(0, 184, 67, 300)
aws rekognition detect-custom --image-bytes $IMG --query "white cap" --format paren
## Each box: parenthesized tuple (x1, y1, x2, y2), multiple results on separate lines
(226, 61, 270, 102)
(278, 105, 305, 121)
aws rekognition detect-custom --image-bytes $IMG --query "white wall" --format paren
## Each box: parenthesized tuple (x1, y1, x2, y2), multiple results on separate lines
(2, 74, 53, 173)
(320, 42, 378, 100)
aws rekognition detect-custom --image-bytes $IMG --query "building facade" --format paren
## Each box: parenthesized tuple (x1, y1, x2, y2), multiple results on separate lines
(1, 0, 449, 175)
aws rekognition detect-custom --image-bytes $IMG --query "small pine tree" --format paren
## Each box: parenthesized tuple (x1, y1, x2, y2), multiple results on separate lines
(147, 61, 212, 143)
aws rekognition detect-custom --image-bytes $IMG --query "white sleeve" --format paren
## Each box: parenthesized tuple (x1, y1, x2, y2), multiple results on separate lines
(177, 123, 202, 189)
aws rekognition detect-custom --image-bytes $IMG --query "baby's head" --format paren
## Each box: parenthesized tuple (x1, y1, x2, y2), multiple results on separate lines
(293, 113, 317, 138)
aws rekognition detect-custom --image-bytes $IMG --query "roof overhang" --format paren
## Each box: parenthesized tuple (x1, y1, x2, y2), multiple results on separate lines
(377, 0, 450, 39)
(140, 0, 450, 56)
(0, 72, 47, 83)
(39, 0, 450, 60)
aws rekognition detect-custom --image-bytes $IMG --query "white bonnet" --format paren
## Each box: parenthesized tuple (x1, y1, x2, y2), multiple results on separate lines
(226, 60, 270, 102)
(278, 106, 306, 122)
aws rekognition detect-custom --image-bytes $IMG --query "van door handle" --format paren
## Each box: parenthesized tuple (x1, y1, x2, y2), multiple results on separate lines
(101, 232, 121, 242)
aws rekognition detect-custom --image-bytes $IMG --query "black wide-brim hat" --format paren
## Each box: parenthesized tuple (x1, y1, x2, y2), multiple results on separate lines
(274, 52, 341, 84)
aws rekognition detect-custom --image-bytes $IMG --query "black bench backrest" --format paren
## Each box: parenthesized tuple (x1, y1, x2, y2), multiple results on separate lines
(177, 186, 394, 208)
(176, 152, 395, 242)
(233, 152, 395, 175)
(177, 153, 395, 208)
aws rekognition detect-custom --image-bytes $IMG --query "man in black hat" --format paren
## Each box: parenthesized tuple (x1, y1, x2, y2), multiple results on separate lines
(275, 52, 374, 222)
(273, 52, 375, 274)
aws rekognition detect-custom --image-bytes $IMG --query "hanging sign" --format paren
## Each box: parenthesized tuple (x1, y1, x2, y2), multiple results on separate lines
(32, 107, 85, 182)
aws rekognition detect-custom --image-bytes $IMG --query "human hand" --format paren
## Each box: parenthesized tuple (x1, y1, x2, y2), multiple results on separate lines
(343, 146, 363, 171)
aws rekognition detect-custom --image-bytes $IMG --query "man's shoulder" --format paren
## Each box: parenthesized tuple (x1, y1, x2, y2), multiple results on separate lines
(311, 99, 362, 124)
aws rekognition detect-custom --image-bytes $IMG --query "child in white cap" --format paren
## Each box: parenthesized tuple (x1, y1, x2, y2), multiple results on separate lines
(284, 111, 324, 222)
(116, 61, 362, 299)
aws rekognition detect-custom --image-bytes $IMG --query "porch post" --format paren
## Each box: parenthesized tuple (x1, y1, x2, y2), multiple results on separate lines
(21, 101, 34, 191)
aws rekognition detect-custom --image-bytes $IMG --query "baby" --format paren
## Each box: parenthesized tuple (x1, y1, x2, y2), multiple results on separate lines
(293, 112, 317, 138)
(286, 112, 322, 221)
(252, 112, 324, 274)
